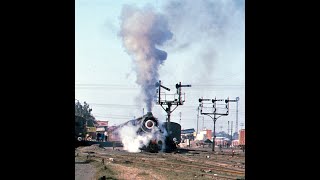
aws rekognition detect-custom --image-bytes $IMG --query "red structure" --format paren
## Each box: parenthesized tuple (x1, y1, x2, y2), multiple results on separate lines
(239, 129, 245, 145)
(205, 129, 212, 140)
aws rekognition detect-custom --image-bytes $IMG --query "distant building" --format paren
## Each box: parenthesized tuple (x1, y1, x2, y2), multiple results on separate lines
(232, 140, 239, 147)
(215, 137, 229, 146)
(107, 126, 120, 142)
(181, 128, 195, 142)
(96, 121, 108, 130)
(196, 129, 212, 141)
(95, 120, 108, 141)
(233, 132, 239, 140)
(181, 128, 195, 134)
(239, 129, 245, 145)
(204, 129, 212, 140)
(95, 120, 108, 132)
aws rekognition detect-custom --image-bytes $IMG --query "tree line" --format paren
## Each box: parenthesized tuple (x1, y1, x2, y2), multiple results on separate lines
(75, 100, 97, 139)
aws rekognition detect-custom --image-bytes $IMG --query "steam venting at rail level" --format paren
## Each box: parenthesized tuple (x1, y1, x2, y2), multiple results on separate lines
(117, 112, 168, 153)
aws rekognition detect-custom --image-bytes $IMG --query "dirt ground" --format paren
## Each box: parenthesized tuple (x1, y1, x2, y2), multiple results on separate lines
(75, 162, 96, 180)
(75, 144, 245, 180)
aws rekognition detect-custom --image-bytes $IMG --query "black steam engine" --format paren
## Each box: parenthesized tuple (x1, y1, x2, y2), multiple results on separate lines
(109, 112, 181, 153)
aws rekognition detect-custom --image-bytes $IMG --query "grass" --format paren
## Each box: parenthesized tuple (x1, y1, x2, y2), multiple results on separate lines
(92, 159, 119, 180)
(76, 154, 119, 180)
(75, 150, 244, 180)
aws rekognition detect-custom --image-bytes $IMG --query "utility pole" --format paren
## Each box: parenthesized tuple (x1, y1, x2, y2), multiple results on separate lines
(179, 112, 182, 125)
(235, 97, 239, 139)
(228, 121, 230, 138)
(231, 121, 233, 143)
(213, 113, 216, 148)
(202, 117, 204, 130)
(197, 106, 199, 135)
(198, 97, 232, 152)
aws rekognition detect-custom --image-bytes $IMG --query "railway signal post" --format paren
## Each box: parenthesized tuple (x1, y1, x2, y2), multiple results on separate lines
(198, 97, 238, 152)
(155, 80, 191, 122)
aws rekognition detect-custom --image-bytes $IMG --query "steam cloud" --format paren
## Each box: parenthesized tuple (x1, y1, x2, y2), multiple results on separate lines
(119, 5, 173, 112)
(116, 0, 244, 135)
(163, 0, 245, 83)
(118, 121, 167, 153)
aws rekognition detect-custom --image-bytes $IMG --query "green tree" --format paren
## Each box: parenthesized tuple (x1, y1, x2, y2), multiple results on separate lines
(75, 100, 97, 139)
(75, 100, 95, 122)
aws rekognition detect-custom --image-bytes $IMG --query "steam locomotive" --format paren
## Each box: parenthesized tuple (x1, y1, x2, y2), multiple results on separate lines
(108, 112, 181, 152)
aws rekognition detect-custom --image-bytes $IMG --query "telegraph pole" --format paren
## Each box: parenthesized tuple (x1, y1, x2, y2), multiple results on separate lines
(199, 97, 229, 152)
(197, 106, 199, 134)
(228, 121, 230, 148)
(213, 113, 216, 148)
(202, 117, 204, 130)
(231, 121, 233, 143)
(198, 97, 238, 152)
(228, 121, 230, 137)
(235, 97, 239, 139)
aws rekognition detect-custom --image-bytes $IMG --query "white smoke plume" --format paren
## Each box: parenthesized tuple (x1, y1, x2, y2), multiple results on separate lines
(119, 5, 173, 112)
(118, 121, 167, 153)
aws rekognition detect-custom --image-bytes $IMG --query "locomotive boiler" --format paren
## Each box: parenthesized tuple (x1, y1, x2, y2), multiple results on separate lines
(108, 112, 181, 152)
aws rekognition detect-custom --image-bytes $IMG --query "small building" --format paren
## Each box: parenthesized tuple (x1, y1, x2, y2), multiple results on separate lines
(239, 129, 245, 145)
(195, 129, 212, 141)
(107, 126, 121, 142)
(232, 140, 239, 147)
(86, 126, 97, 140)
(215, 137, 229, 146)
(181, 128, 195, 142)
(181, 128, 195, 134)
(203, 129, 212, 140)
(95, 120, 108, 141)
(96, 120, 108, 130)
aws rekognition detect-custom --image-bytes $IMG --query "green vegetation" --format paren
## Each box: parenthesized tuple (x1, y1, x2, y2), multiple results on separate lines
(75, 100, 97, 139)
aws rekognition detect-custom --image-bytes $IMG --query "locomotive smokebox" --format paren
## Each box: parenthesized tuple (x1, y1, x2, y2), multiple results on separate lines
(141, 112, 158, 133)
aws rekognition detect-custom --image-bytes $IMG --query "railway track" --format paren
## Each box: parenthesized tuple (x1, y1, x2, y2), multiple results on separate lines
(78, 149, 245, 179)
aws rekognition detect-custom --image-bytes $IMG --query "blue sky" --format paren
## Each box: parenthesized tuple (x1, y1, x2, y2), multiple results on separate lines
(75, 0, 245, 133)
